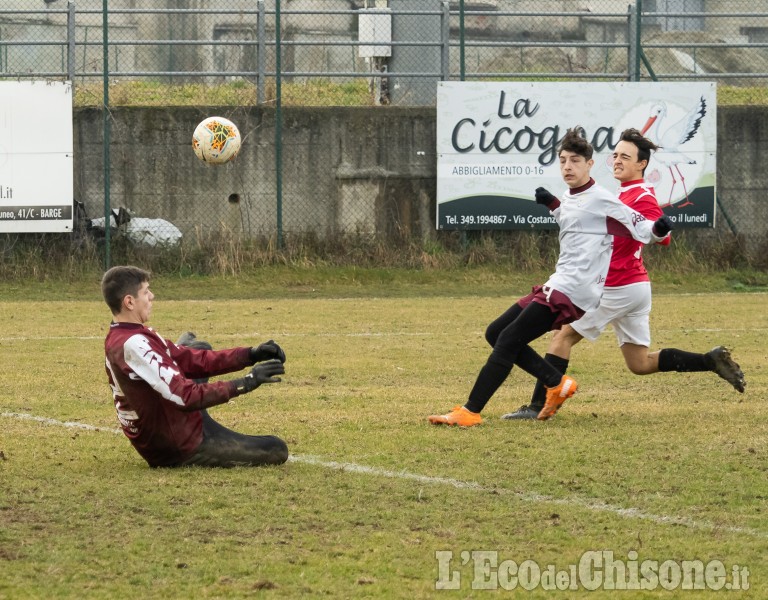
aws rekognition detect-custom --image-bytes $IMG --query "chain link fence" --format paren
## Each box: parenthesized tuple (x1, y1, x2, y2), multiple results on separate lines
(0, 0, 767, 269)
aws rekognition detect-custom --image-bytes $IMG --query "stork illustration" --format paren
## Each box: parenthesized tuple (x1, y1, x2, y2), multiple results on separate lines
(640, 96, 707, 207)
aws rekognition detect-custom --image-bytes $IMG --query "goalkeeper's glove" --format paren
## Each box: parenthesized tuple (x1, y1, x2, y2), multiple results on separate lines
(652, 215, 673, 237)
(233, 359, 285, 395)
(534, 187, 560, 209)
(250, 340, 286, 364)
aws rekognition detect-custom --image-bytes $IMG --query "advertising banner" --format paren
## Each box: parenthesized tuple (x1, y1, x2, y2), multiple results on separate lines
(437, 82, 716, 230)
(0, 81, 74, 233)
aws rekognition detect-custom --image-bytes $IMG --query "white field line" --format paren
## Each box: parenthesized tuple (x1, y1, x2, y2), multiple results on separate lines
(152, 292, 768, 301)
(3, 411, 765, 540)
(0, 332, 437, 342)
(1, 326, 766, 344)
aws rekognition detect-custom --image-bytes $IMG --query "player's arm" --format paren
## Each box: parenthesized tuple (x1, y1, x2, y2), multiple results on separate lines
(534, 187, 564, 223)
(633, 193, 672, 247)
(170, 342, 253, 380)
(170, 339, 286, 380)
(123, 334, 284, 412)
(602, 193, 671, 244)
(535, 187, 561, 211)
(165, 359, 284, 411)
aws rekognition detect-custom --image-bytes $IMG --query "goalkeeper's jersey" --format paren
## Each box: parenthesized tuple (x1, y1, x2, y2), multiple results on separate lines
(104, 322, 251, 467)
(544, 178, 666, 313)
(606, 179, 670, 288)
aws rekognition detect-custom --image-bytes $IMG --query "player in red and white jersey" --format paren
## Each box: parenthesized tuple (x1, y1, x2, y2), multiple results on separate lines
(428, 127, 673, 427)
(503, 128, 745, 421)
(102, 265, 289, 467)
(605, 178, 668, 287)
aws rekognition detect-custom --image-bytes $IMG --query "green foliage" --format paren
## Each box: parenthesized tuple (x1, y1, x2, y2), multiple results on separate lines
(1, 226, 761, 289)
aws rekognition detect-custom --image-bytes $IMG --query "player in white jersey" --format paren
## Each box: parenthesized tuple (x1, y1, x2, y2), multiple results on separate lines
(503, 128, 745, 421)
(428, 127, 673, 427)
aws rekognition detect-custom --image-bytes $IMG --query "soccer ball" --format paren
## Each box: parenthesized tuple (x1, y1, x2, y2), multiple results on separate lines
(192, 116, 241, 164)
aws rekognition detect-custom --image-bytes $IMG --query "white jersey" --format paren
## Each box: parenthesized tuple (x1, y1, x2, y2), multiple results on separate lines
(545, 178, 666, 312)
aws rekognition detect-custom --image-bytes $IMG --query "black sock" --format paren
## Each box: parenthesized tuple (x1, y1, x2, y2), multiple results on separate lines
(515, 346, 564, 387)
(465, 353, 513, 414)
(530, 353, 570, 411)
(658, 348, 710, 372)
(467, 300, 558, 414)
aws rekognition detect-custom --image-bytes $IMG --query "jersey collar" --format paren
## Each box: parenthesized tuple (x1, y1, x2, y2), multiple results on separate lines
(569, 177, 595, 195)
(110, 321, 146, 330)
(620, 178, 646, 189)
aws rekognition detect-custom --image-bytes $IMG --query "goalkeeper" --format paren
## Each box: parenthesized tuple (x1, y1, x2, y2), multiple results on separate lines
(102, 265, 288, 468)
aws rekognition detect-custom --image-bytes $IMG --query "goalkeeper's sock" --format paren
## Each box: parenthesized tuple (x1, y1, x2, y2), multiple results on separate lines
(530, 353, 569, 412)
(658, 348, 709, 372)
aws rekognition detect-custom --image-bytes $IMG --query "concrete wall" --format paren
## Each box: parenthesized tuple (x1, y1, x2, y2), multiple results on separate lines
(718, 106, 768, 255)
(74, 106, 436, 240)
(73, 105, 767, 252)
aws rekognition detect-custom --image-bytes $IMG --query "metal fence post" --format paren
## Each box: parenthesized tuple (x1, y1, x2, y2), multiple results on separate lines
(628, 3, 638, 81)
(102, 0, 111, 270)
(459, 0, 465, 80)
(275, 0, 283, 249)
(634, 0, 643, 81)
(458, 0, 465, 249)
(441, 1, 450, 80)
(257, 0, 265, 105)
(67, 0, 76, 83)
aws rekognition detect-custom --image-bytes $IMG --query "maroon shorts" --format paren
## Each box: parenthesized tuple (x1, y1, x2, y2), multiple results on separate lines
(517, 285, 585, 330)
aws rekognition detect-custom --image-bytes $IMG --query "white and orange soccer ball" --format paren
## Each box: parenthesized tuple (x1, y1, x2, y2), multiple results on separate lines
(192, 116, 241, 164)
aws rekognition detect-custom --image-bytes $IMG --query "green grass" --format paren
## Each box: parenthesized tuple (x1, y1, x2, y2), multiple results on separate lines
(74, 79, 374, 108)
(71, 79, 768, 107)
(0, 264, 765, 302)
(1, 275, 766, 597)
(718, 86, 768, 106)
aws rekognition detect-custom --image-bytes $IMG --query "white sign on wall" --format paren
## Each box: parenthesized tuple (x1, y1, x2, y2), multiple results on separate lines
(0, 81, 74, 233)
(436, 81, 716, 230)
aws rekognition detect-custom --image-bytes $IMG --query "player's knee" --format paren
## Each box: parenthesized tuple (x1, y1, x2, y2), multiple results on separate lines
(627, 364, 644, 375)
(268, 437, 289, 465)
(484, 325, 499, 347)
(553, 326, 580, 347)
(626, 361, 653, 375)
(488, 348, 515, 370)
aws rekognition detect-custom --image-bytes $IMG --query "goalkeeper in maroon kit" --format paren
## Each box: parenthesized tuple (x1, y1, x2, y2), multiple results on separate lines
(102, 265, 288, 467)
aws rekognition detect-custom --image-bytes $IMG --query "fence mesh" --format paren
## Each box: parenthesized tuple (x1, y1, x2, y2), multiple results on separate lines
(0, 0, 767, 269)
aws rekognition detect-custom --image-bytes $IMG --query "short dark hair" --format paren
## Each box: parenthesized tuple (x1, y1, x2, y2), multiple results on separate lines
(101, 266, 150, 315)
(619, 128, 659, 173)
(558, 126, 593, 160)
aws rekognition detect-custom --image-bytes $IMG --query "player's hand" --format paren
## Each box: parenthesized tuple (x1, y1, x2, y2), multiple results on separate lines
(234, 359, 285, 395)
(250, 340, 286, 364)
(534, 187, 558, 208)
(652, 215, 673, 237)
(249, 359, 284, 386)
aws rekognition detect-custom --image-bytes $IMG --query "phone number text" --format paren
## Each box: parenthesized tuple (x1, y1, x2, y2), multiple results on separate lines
(444, 214, 508, 225)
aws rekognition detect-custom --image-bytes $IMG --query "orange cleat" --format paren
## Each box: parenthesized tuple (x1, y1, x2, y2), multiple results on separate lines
(428, 405, 482, 427)
(537, 375, 578, 421)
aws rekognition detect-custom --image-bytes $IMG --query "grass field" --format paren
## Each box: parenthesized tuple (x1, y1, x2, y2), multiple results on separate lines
(1, 270, 765, 598)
